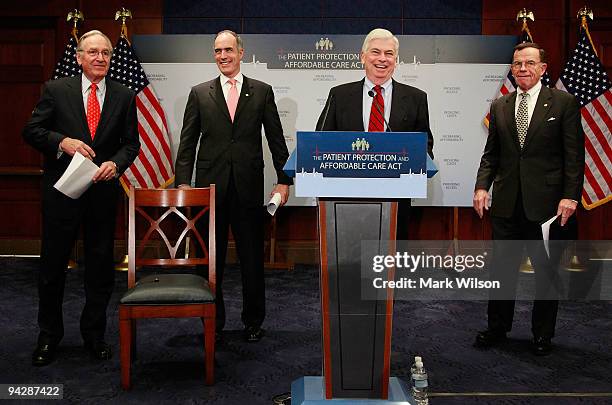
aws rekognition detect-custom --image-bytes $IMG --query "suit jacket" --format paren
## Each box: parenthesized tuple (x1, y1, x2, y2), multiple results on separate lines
(475, 85, 584, 222)
(175, 75, 292, 207)
(316, 78, 434, 158)
(22, 75, 140, 195)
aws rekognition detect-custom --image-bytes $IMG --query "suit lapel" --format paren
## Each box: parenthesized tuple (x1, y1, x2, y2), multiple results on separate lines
(66, 76, 91, 141)
(523, 86, 552, 150)
(209, 77, 231, 122)
(349, 79, 365, 131)
(388, 79, 405, 131)
(233, 75, 252, 123)
(503, 92, 521, 151)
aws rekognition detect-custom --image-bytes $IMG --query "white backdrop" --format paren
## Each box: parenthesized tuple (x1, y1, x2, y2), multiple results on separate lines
(143, 61, 508, 206)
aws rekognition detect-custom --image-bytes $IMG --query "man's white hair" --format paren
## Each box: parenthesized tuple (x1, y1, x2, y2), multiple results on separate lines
(77, 30, 113, 52)
(361, 28, 399, 54)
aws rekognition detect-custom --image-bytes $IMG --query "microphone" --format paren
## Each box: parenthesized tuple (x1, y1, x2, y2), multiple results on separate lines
(316, 93, 335, 131)
(368, 89, 393, 132)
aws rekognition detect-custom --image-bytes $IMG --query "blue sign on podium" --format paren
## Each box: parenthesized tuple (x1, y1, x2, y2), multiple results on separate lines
(294, 131, 428, 198)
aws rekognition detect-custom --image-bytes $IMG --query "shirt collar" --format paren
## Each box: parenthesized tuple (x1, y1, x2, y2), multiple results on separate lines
(220, 72, 243, 86)
(81, 74, 106, 95)
(518, 80, 542, 99)
(364, 77, 392, 93)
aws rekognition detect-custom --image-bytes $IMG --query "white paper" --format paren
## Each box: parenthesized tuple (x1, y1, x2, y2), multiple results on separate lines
(541, 215, 559, 258)
(267, 192, 282, 216)
(53, 152, 99, 199)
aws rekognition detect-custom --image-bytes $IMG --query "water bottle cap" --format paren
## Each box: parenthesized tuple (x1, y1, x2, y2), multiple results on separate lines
(414, 356, 422, 362)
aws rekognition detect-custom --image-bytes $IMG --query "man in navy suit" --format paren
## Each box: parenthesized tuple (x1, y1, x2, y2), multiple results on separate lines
(473, 43, 584, 355)
(175, 30, 292, 342)
(316, 28, 434, 239)
(23, 30, 140, 366)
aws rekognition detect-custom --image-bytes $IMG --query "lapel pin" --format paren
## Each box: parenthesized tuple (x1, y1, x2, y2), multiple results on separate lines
(245, 94, 250, 97)
(544, 103, 548, 107)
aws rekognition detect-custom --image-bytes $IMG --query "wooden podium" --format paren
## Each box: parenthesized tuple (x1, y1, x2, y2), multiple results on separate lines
(318, 198, 397, 399)
(286, 131, 435, 404)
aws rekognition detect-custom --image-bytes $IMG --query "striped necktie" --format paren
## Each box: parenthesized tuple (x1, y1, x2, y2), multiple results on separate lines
(368, 85, 384, 132)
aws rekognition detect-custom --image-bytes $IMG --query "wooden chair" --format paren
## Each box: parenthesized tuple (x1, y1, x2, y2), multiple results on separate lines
(119, 185, 216, 389)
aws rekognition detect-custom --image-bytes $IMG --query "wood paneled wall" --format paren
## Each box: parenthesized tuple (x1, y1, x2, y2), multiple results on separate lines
(0, 1, 610, 259)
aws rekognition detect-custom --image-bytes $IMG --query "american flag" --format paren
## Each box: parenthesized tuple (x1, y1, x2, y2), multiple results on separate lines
(51, 34, 81, 79)
(556, 24, 612, 209)
(109, 36, 174, 190)
(484, 24, 552, 128)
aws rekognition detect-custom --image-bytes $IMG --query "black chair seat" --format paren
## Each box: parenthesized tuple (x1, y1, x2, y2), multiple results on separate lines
(120, 274, 214, 305)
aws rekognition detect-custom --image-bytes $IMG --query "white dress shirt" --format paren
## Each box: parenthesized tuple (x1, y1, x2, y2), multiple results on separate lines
(219, 72, 244, 102)
(81, 74, 106, 112)
(514, 80, 542, 128)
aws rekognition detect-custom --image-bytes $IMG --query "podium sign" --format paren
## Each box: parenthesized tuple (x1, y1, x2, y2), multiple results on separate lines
(295, 131, 428, 198)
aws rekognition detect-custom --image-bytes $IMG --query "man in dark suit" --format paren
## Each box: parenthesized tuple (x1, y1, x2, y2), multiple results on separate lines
(316, 28, 434, 238)
(175, 30, 292, 342)
(23, 30, 140, 366)
(473, 42, 584, 355)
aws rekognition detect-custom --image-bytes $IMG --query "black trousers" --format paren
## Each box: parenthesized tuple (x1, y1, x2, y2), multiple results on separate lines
(487, 192, 575, 339)
(204, 173, 265, 331)
(38, 180, 118, 345)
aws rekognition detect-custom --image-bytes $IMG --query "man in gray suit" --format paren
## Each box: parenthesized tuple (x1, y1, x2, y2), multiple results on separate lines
(473, 42, 584, 355)
(175, 30, 292, 342)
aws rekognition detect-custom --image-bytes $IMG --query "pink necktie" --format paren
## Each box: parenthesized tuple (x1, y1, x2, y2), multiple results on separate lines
(227, 78, 239, 122)
(87, 83, 100, 139)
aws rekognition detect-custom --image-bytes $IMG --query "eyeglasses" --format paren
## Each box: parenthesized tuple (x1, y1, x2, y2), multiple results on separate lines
(511, 60, 540, 69)
(79, 49, 112, 58)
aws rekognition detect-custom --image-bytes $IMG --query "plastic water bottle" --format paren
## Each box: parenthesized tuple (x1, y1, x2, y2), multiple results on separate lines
(411, 356, 429, 405)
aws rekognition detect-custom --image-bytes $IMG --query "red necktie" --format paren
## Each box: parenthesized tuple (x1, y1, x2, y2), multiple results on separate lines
(87, 83, 100, 139)
(368, 85, 384, 132)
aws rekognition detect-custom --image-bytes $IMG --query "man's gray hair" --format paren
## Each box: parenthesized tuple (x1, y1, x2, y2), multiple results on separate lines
(215, 30, 243, 51)
(361, 28, 399, 54)
(77, 30, 113, 53)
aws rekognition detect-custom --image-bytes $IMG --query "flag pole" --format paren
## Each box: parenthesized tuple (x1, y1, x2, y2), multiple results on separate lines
(114, 7, 133, 272)
(563, 7, 596, 273)
(66, 9, 83, 270)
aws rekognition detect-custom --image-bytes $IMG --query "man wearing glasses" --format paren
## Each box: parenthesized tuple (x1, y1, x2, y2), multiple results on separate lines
(23, 30, 140, 366)
(473, 43, 584, 355)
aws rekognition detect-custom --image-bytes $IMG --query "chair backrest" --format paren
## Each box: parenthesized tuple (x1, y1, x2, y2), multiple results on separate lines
(128, 186, 216, 290)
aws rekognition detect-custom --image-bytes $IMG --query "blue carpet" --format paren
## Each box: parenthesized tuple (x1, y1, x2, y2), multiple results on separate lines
(0, 257, 610, 404)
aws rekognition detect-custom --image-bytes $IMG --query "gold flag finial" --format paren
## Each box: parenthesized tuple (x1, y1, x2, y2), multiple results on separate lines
(577, 7, 598, 57)
(115, 7, 133, 41)
(577, 6, 594, 22)
(516, 8, 535, 23)
(66, 9, 84, 39)
(516, 9, 535, 41)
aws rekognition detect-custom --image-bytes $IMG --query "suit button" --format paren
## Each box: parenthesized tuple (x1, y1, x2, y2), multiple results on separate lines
(231, 139, 235, 143)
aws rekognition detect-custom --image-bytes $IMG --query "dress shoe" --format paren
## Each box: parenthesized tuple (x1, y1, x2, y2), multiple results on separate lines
(532, 337, 552, 356)
(84, 341, 113, 360)
(474, 329, 507, 348)
(32, 343, 57, 367)
(243, 326, 265, 342)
